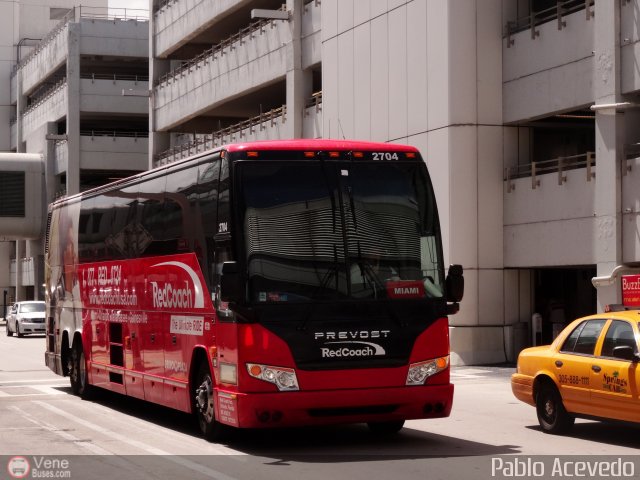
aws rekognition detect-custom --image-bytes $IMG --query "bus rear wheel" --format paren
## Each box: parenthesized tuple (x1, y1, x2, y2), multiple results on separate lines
(367, 420, 405, 434)
(70, 344, 94, 399)
(194, 363, 228, 442)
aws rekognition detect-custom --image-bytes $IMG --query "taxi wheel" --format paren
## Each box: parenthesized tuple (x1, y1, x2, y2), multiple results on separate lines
(16, 324, 23, 338)
(6, 322, 12, 336)
(194, 363, 229, 442)
(536, 383, 575, 434)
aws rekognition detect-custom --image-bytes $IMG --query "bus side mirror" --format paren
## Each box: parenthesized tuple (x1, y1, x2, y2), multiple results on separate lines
(220, 261, 244, 303)
(446, 264, 464, 303)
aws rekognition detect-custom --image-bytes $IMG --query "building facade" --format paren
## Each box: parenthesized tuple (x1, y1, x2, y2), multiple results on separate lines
(3, 1, 149, 304)
(147, 0, 640, 365)
(5, 0, 639, 365)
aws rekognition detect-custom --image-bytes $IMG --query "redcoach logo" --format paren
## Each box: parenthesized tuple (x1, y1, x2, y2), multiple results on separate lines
(320, 342, 385, 358)
(151, 281, 194, 309)
(314, 330, 389, 359)
(149, 260, 205, 309)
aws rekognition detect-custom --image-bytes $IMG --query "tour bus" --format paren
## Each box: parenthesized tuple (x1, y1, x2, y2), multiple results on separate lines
(44, 139, 463, 440)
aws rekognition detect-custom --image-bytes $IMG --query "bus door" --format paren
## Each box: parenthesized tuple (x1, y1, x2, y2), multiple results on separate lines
(123, 318, 145, 400)
(163, 313, 193, 411)
(140, 308, 165, 404)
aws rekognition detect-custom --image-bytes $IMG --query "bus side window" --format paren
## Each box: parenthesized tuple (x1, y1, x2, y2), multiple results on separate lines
(137, 176, 168, 257)
(217, 157, 230, 236)
(92, 195, 115, 262)
(109, 186, 139, 259)
(214, 242, 233, 318)
(198, 158, 221, 290)
(78, 198, 94, 263)
(164, 164, 200, 254)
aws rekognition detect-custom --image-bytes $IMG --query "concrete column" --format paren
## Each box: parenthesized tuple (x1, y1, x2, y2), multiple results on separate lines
(28, 240, 43, 300)
(593, 1, 623, 310)
(15, 240, 24, 301)
(149, 0, 170, 167)
(66, 23, 81, 196)
(15, 70, 26, 153)
(285, 0, 304, 139)
(45, 123, 58, 204)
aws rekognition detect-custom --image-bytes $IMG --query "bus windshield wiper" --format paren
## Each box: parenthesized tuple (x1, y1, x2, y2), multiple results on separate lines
(297, 245, 341, 331)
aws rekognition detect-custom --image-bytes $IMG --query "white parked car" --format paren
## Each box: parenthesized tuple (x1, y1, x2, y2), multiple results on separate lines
(6, 301, 46, 337)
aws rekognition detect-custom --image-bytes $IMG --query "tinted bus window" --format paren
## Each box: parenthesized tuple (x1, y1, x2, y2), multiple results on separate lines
(137, 175, 168, 257)
(164, 164, 200, 253)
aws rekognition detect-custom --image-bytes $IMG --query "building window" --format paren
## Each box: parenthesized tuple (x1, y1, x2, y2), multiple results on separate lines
(0, 172, 25, 217)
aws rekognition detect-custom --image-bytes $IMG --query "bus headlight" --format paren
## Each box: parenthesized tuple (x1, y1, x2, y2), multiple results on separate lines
(406, 356, 449, 385)
(247, 363, 299, 391)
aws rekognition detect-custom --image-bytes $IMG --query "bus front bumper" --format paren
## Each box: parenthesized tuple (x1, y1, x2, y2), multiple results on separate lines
(216, 383, 454, 428)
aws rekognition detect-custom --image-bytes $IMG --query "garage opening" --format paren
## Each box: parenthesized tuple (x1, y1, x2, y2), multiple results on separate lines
(533, 267, 597, 344)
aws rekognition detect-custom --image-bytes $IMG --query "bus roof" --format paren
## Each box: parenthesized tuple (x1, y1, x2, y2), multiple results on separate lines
(225, 139, 420, 153)
(50, 139, 422, 208)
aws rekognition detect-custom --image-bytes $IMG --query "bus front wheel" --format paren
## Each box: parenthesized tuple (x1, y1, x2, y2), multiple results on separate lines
(194, 363, 228, 442)
(70, 344, 94, 399)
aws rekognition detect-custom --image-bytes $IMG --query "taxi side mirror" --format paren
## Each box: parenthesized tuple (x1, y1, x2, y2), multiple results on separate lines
(612, 345, 640, 362)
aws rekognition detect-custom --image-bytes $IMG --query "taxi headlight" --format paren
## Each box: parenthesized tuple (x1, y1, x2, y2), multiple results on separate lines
(247, 363, 299, 391)
(406, 356, 449, 385)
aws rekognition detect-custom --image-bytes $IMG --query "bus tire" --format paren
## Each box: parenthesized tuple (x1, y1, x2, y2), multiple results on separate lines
(70, 343, 94, 400)
(536, 382, 574, 434)
(194, 362, 228, 442)
(367, 420, 405, 434)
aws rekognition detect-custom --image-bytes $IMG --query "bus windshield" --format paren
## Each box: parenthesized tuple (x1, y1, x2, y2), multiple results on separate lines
(237, 160, 444, 303)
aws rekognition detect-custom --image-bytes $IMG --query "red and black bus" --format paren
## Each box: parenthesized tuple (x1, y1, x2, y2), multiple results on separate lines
(44, 139, 463, 440)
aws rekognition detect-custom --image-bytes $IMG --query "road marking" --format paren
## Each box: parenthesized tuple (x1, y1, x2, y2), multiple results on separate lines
(34, 401, 240, 480)
(9, 405, 111, 455)
(0, 378, 69, 385)
(0, 385, 67, 397)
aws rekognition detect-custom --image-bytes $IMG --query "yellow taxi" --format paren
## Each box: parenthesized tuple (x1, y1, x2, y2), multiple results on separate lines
(512, 309, 640, 434)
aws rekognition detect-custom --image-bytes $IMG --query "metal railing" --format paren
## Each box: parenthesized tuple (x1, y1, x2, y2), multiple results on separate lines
(304, 91, 322, 114)
(22, 79, 67, 116)
(80, 130, 149, 139)
(623, 143, 640, 176)
(80, 73, 149, 83)
(79, 6, 149, 21)
(155, 104, 287, 165)
(157, 5, 287, 87)
(504, 0, 594, 47)
(504, 151, 595, 192)
(14, 9, 74, 72)
(14, 6, 148, 73)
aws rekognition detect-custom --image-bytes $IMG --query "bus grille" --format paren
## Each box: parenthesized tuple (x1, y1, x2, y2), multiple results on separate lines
(308, 405, 398, 417)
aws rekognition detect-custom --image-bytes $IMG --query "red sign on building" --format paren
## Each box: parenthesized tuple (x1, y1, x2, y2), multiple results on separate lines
(621, 275, 640, 307)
